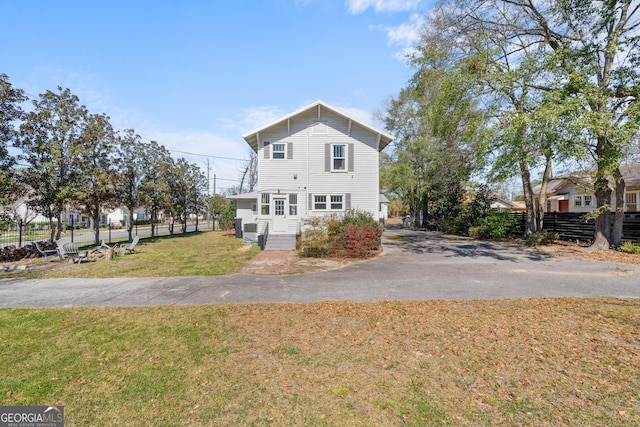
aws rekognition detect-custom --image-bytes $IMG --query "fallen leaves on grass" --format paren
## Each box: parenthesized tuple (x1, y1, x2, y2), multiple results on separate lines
(1, 298, 639, 425)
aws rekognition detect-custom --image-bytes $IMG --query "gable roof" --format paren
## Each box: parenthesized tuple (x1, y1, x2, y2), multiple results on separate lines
(241, 100, 394, 152)
(532, 162, 640, 195)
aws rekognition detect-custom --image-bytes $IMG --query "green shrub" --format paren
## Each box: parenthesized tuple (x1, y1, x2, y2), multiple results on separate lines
(218, 202, 237, 230)
(299, 216, 331, 257)
(340, 209, 380, 228)
(468, 226, 480, 238)
(618, 241, 640, 254)
(525, 231, 558, 246)
(476, 211, 521, 239)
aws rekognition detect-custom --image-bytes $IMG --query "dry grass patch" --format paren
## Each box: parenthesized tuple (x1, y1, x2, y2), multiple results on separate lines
(31, 231, 260, 278)
(1, 298, 639, 425)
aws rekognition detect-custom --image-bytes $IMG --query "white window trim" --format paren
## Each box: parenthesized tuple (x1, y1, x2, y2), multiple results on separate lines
(272, 143, 286, 159)
(289, 194, 298, 216)
(313, 194, 345, 211)
(331, 144, 347, 172)
(260, 193, 270, 215)
(625, 191, 639, 211)
(573, 194, 593, 207)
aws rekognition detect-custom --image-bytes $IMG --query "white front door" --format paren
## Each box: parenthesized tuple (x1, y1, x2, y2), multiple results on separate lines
(273, 196, 287, 232)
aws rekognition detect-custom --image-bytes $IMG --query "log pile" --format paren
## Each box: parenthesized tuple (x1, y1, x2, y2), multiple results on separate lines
(0, 241, 57, 263)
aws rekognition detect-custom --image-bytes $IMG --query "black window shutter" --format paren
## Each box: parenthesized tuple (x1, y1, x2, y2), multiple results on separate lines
(348, 143, 354, 172)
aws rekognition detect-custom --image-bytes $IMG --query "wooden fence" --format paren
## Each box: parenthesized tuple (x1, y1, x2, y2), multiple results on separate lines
(540, 212, 640, 244)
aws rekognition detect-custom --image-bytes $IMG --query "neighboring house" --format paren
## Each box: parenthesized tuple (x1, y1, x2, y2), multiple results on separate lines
(106, 206, 150, 227)
(533, 163, 640, 213)
(379, 193, 390, 223)
(491, 198, 526, 213)
(229, 100, 394, 250)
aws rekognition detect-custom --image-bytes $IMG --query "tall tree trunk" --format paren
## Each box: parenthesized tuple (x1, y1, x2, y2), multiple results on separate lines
(519, 160, 536, 237)
(612, 166, 626, 247)
(536, 153, 553, 232)
(591, 135, 614, 250)
(126, 205, 134, 241)
(591, 175, 612, 250)
(150, 211, 156, 237)
(92, 210, 101, 245)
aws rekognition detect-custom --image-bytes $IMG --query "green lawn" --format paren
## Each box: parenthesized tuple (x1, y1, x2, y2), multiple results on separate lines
(4, 232, 640, 425)
(36, 231, 260, 278)
(1, 298, 639, 425)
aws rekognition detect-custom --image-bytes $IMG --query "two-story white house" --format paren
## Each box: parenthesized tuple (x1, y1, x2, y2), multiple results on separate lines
(229, 100, 393, 250)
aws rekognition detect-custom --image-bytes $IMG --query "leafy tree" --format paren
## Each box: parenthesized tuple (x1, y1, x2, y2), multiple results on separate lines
(440, 0, 640, 247)
(550, 0, 640, 248)
(0, 74, 26, 207)
(17, 87, 87, 241)
(140, 141, 173, 237)
(166, 159, 207, 233)
(73, 112, 119, 244)
(117, 129, 146, 241)
(381, 36, 479, 230)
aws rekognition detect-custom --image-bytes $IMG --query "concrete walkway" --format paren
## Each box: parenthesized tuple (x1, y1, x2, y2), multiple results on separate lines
(1, 228, 639, 307)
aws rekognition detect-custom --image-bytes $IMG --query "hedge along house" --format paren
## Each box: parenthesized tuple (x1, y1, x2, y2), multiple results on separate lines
(229, 100, 394, 250)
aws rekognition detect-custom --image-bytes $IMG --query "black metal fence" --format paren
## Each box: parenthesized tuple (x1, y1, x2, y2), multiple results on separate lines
(1, 219, 217, 249)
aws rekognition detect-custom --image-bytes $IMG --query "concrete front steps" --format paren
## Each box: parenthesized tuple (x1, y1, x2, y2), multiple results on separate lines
(264, 233, 297, 251)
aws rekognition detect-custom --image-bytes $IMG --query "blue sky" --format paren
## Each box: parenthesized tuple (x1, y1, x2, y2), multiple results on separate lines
(2, 0, 432, 191)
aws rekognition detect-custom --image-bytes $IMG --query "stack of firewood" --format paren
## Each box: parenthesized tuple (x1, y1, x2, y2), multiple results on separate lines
(0, 242, 54, 262)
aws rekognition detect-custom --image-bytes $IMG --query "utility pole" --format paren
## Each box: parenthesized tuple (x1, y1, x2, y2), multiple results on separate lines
(207, 159, 211, 228)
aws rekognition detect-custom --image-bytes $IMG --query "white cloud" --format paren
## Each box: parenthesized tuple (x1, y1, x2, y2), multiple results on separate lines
(346, 0, 421, 14)
(385, 13, 424, 45)
(374, 12, 425, 61)
(241, 106, 287, 131)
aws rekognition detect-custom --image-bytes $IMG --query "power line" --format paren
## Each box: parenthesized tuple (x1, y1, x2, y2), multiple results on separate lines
(163, 146, 245, 162)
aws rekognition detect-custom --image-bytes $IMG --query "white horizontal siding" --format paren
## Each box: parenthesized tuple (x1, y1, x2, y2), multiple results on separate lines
(257, 106, 380, 220)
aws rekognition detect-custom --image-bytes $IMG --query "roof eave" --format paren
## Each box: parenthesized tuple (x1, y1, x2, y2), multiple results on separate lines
(241, 100, 394, 152)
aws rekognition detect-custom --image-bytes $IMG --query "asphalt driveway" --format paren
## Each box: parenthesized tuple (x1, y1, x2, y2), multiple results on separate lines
(1, 228, 639, 307)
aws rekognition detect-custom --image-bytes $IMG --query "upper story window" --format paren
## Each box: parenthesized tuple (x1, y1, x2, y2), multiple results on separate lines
(333, 144, 346, 171)
(325, 143, 353, 172)
(272, 143, 285, 159)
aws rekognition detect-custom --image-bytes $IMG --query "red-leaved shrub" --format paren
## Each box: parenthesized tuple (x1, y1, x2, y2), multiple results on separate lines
(341, 223, 383, 258)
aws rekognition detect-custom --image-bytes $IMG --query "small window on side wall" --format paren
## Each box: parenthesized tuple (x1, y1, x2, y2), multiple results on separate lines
(272, 143, 285, 159)
(261, 193, 270, 215)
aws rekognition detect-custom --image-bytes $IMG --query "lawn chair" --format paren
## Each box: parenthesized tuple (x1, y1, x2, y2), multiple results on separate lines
(34, 241, 58, 263)
(55, 237, 71, 261)
(62, 241, 89, 264)
(118, 235, 139, 256)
